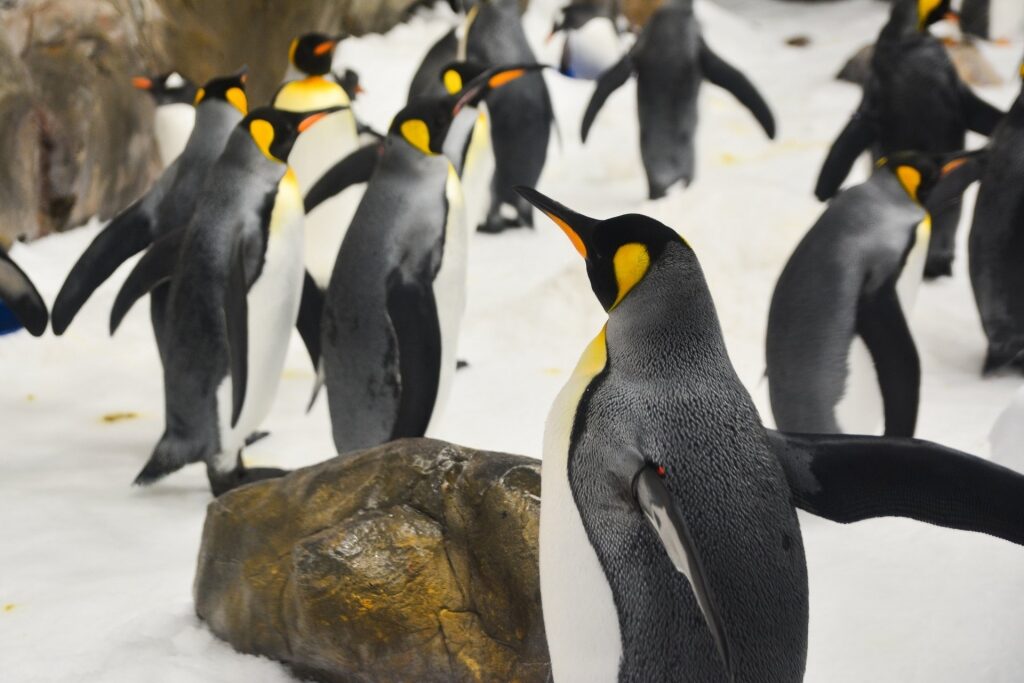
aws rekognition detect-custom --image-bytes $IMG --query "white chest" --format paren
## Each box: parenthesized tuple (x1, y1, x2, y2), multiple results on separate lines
(153, 103, 195, 168)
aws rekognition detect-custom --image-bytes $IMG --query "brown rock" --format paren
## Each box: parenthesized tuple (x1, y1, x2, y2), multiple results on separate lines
(194, 439, 549, 683)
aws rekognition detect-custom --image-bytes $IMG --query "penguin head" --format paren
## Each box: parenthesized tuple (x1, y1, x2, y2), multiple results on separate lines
(193, 69, 249, 116)
(877, 150, 984, 208)
(243, 106, 345, 163)
(132, 71, 197, 106)
(916, 0, 953, 31)
(289, 32, 346, 76)
(516, 186, 689, 312)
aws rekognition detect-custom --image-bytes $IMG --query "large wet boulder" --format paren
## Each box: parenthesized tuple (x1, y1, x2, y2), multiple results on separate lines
(194, 438, 550, 683)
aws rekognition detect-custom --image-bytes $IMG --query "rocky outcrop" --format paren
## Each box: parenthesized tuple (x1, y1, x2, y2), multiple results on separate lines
(194, 439, 549, 683)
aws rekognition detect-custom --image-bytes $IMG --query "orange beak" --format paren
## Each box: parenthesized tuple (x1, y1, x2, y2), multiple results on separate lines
(313, 40, 337, 57)
(132, 77, 153, 90)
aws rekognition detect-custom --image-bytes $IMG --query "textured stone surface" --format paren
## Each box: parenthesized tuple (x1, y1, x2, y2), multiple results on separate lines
(194, 438, 549, 683)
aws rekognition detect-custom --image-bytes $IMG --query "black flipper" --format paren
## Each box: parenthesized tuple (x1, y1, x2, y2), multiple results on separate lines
(225, 237, 249, 429)
(814, 110, 876, 201)
(0, 249, 48, 336)
(855, 277, 919, 437)
(580, 52, 634, 143)
(385, 276, 442, 439)
(633, 464, 732, 680)
(53, 202, 154, 334)
(961, 86, 1004, 137)
(304, 142, 381, 214)
(109, 227, 185, 335)
(296, 270, 323, 370)
(767, 430, 1024, 546)
(699, 40, 775, 139)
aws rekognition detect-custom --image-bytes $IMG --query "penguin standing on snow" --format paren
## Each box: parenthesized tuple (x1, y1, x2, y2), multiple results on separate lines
(521, 186, 1024, 682)
(52, 71, 248, 360)
(815, 0, 1004, 278)
(768, 152, 977, 437)
(132, 71, 198, 168)
(0, 248, 47, 337)
(580, 0, 776, 200)
(318, 66, 537, 454)
(109, 106, 339, 495)
(274, 33, 363, 288)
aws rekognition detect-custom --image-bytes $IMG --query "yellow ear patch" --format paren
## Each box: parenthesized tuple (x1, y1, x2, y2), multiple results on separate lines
(611, 243, 651, 308)
(918, 0, 942, 29)
(896, 165, 922, 201)
(443, 69, 463, 95)
(226, 87, 248, 115)
(194, 87, 206, 106)
(400, 119, 433, 155)
(288, 38, 299, 66)
(249, 119, 278, 161)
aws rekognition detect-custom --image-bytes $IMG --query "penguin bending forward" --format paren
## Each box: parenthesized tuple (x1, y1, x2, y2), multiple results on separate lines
(815, 0, 1004, 278)
(580, 0, 776, 199)
(0, 248, 48, 337)
(132, 71, 198, 168)
(519, 186, 1024, 682)
(111, 106, 340, 495)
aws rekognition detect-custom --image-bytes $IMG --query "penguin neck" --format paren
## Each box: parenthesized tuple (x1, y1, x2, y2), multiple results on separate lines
(220, 129, 289, 185)
(880, 2, 928, 43)
(383, 134, 450, 173)
(869, 168, 920, 208)
(189, 101, 243, 151)
(442, 104, 481, 176)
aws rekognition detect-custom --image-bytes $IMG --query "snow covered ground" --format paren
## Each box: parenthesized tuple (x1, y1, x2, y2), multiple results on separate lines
(3, 0, 1024, 680)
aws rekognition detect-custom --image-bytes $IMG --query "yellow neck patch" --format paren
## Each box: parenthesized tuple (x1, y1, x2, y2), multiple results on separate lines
(194, 87, 206, 106)
(611, 243, 651, 309)
(918, 0, 941, 29)
(443, 69, 463, 95)
(400, 119, 433, 155)
(1019, 62, 1024, 79)
(249, 119, 279, 162)
(577, 325, 608, 378)
(288, 38, 299, 67)
(896, 165, 922, 202)
(226, 87, 247, 115)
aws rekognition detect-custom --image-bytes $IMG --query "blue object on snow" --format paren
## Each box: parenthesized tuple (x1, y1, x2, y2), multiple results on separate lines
(0, 300, 24, 335)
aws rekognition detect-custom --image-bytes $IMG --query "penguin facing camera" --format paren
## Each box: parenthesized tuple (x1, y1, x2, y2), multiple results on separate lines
(132, 71, 198, 167)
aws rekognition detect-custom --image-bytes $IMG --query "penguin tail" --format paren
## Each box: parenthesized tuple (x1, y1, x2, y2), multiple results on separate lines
(133, 433, 205, 486)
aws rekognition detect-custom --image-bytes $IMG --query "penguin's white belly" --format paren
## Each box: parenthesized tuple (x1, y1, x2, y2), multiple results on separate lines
(541, 328, 621, 683)
(425, 165, 469, 436)
(153, 103, 195, 168)
(461, 109, 495, 233)
(837, 218, 930, 434)
(564, 20, 622, 80)
(214, 176, 306, 468)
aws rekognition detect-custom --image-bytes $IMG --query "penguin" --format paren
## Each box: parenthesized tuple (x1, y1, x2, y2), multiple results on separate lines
(132, 71, 198, 168)
(768, 152, 979, 437)
(580, 0, 776, 200)
(274, 32, 364, 288)
(460, 0, 554, 233)
(319, 65, 536, 454)
(815, 0, 1004, 278)
(409, 27, 460, 102)
(109, 106, 339, 495)
(967, 59, 1024, 374)
(550, 1, 624, 81)
(52, 70, 249, 363)
(0, 248, 48, 337)
(518, 185, 1024, 682)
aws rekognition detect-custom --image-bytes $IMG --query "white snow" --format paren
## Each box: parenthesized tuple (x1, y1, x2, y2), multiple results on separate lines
(2, 1, 1024, 681)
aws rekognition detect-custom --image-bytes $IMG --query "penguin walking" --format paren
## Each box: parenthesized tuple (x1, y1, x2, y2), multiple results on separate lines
(52, 71, 248, 362)
(968, 60, 1024, 374)
(520, 186, 1024, 682)
(0, 248, 48, 337)
(318, 66, 536, 454)
(460, 0, 554, 233)
(274, 33, 364, 288)
(815, 0, 1004, 278)
(550, 1, 625, 81)
(580, 0, 776, 200)
(132, 71, 198, 168)
(768, 152, 977, 437)
(110, 106, 338, 494)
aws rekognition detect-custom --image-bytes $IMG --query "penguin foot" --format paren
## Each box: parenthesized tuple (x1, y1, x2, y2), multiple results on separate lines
(208, 465, 288, 497)
(923, 257, 953, 279)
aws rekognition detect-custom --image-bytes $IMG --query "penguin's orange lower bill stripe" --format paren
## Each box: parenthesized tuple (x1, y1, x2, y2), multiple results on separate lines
(298, 113, 328, 132)
(489, 70, 526, 88)
(546, 212, 587, 258)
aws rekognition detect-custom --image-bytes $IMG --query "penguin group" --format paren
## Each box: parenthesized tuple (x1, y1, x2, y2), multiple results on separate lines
(5, 0, 1024, 680)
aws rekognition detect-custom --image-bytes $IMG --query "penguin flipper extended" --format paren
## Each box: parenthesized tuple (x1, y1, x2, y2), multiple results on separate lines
(767, 430, 1024, 546)
(699, 40, 775, 139)
(225, 236, 250, 429)
(386, 277, 442, 439)
(109, 227, 185, 335)
(580, 53, 634, 143)
(53, 201, 155, 334)
(296, 270, 323, 370)
(855, 278, 919, 437)
(303, 142, 381, 214)
(0, 249, 48, 336)
(814, 110, 876, 201)
(960, 85, 1004, 137)
(633, 464, 732, 679)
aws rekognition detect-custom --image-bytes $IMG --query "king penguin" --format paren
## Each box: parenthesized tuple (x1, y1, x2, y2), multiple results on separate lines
(319, 65, 536, 454)
(132, 71, 198, 168)
(52, 70, 248, 363)
(274, 32, 363, 288)
(768, 152, 978, 437)
(0, 248, 48, 337)
(109, 106, 339, 495)
(550, 1, 625, 81)
(519, 185, 1024, 682)
(580, 0, 776, 200)
(815, 0, 1004, 278)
